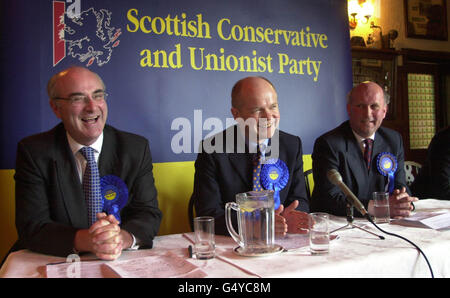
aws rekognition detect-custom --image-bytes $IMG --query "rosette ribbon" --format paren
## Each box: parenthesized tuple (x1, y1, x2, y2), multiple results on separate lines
(260, 158, 289, 210)
(376, 152, 398, 194)
(100, 175, 129, 223)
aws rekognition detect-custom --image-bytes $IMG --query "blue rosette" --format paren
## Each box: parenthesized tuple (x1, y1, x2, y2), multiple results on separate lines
(376, 152, 398, 194)
(100, 175, 128, 223)
(260, 158, 289, 209)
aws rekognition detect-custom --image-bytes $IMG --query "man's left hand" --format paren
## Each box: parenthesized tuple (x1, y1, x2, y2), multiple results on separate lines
(279, 200, 309, 234)
(389, 187, 418, 219)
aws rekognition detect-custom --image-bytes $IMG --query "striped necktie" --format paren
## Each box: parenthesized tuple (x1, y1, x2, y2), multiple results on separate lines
(80, 146, 103, 226)
(252, 147, 263, 191)
(363, 139, 374, 170)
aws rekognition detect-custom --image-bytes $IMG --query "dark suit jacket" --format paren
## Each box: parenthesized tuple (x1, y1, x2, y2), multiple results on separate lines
(311, 121, 408, 216)
(411, 126, 450, 200)
(191, 125, 309, 235)
(12, 123, 162, 257)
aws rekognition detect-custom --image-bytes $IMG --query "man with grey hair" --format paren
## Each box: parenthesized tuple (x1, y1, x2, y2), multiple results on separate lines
(311, 81, 417, 218)
(12, 66, 162, 260)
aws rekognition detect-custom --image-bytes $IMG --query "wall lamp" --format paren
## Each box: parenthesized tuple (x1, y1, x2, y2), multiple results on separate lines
(349, 12, 358, 29)
(348, 0, 374, 29)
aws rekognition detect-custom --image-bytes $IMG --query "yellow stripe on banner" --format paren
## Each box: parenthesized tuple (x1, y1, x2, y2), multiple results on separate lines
(303, 154, 312, 171)
(302, 154, 314, 197)
(0, 155, 314, 260)
(153, 161, 195, 236)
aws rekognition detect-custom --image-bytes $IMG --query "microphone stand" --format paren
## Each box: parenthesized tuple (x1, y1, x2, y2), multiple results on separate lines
(330, 202, 385, 240)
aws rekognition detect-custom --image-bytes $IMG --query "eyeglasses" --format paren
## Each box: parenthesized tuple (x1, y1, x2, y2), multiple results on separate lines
(53, 91, 108, 106)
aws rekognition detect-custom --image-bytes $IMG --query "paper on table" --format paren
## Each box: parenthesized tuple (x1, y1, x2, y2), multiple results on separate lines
(104, 251, 207, 278)
(46, 260, 117, 278)
(183, 232, 236, 248)
(276, 233, 339, 251)
(276, 234, 309, 251)
(391, 211, 450, 230)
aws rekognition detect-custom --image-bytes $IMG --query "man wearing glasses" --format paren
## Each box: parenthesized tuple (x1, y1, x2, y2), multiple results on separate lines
(12, 66, 162, 260)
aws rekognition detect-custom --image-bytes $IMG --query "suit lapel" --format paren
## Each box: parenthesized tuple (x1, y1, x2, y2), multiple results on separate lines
(226, 125, 253, 187)
(228, 153, 253, 186)
(343, 124, 369, 198)
(98, 126, 118, 177)
(53, 125, 88, 228)
(372, 132, 387, 167)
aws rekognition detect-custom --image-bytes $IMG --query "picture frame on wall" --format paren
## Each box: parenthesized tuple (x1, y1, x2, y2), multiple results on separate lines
(404, 0, 448, 40)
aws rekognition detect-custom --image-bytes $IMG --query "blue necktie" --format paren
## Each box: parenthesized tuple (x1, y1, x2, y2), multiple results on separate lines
(252, 147, 263, 191)
(80, 146, 103, 226)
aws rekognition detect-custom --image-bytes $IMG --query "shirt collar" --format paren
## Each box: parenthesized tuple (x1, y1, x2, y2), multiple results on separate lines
(235, 125, 270, 153)
(351, 129, 375, 144)
(247, 138, 269, 154)
(67, 132, 104, 155)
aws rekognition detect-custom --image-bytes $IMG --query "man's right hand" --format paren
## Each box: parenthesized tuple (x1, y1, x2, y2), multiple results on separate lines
(74, 213, 123, 260)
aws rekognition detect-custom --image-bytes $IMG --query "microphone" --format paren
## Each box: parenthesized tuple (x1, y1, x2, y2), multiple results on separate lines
(327, 169, 369, 218)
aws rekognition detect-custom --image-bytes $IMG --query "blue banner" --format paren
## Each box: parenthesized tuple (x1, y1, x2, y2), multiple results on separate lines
(0, 0, 351, 168)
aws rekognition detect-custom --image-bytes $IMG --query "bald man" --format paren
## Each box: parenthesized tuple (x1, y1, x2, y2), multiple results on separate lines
(311, 81, 417, 219)
(12, 67, 162, 260)
(191, 76, 309, 237)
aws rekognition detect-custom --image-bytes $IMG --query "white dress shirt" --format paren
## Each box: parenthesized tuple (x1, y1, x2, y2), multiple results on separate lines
(66, 132, 103, 183)
(351, 130, 375, 155)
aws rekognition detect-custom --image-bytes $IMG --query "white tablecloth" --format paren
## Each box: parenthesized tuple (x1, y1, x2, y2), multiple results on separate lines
(1, 199, 449, 278)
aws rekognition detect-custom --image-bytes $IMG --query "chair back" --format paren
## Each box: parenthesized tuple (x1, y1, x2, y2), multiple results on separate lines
(188, 196, 195, 232)
(404, 161, 422, 187)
